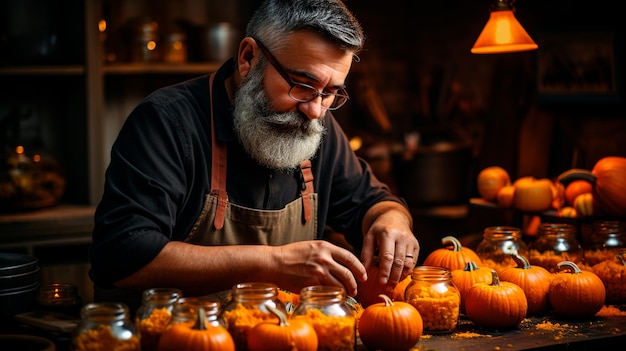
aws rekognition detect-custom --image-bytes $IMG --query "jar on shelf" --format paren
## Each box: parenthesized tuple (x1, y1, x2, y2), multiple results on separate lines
(35, 283, 82, 317)
(170, 296, 226, 328)
(291, 285, 356, 351)
(221, 282, 287, 351)
(584, 220, 626, 266)
(528, 222, 584, 272)
(162, 32, 187, 64)
(404, 266, 460, 333)
(132, 20, 161, 62)
(135, 287, 182, 351)
(72, 302, 140, 351)
(476, 226, 529, 274)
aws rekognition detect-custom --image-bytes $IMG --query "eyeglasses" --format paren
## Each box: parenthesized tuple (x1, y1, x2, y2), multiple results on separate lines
(253, 37, 349, 110)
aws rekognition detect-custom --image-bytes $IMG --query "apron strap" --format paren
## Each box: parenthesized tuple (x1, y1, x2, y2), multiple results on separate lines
(299, 160, 314, 222)
(209, 73, 227, 230)
(209, 72, 314, 228)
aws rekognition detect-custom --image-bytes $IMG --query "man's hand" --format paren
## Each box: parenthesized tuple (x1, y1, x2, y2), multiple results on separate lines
(361, 201, 418, 287)
(270, 240, 368, 297)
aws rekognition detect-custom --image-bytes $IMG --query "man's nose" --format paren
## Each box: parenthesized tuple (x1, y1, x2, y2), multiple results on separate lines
(298, 96, 325, 120)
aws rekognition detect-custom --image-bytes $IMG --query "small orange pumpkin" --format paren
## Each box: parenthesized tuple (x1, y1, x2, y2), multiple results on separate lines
(158, 307, 235, 351)
(423, 236, 482, 271)
(548, 261, 606, 317)
(498, 253, 553, 315)
(247, 304, 317, 351)
(465, 270, 528, 328)
(358, 294, 423, 351)
(391, 273, 412, 302)
(451, 261, 493, 313)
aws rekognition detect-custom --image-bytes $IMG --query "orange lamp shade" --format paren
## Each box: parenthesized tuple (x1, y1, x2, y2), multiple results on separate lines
(471, 10, 538, 54)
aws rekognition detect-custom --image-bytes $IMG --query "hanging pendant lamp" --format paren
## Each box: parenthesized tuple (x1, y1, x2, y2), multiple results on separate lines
(471, 0, 538, 54)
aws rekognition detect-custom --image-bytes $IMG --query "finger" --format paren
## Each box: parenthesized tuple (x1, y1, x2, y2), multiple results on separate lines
(375, 240, 396, 285)
(322, 259, 358, 296)
(360, 233, 377, 268)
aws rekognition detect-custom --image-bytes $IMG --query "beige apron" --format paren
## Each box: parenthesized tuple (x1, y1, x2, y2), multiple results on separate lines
(184, 73, 318, 245)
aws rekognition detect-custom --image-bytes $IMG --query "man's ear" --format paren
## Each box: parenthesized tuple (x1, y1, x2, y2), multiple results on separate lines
(237, 37, 257, 78)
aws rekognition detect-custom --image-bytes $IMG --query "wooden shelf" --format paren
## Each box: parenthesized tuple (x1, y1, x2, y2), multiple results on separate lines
(0, 205, 95, 252)
(0, 66, 86, 76)
(103, 62, 221, 75)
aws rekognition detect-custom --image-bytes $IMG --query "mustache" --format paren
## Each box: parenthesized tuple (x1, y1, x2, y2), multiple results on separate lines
(261, 111, 322, 134)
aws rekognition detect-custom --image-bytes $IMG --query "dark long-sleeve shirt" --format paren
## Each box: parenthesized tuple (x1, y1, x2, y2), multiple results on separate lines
(89, 59, 406, 288)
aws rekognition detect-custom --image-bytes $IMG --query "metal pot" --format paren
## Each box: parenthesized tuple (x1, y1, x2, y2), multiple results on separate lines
(200, 22, 241, 62)
(393, 125, 473, 206)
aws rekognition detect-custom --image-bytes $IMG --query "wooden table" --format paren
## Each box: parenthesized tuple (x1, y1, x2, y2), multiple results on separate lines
(357, 312, 626, 350)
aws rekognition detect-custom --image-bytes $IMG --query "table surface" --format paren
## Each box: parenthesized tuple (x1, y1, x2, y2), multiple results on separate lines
(357, 310, 626, 350)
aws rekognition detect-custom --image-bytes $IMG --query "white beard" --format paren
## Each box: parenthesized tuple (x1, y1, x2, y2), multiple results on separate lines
(232, 62, 325, 170)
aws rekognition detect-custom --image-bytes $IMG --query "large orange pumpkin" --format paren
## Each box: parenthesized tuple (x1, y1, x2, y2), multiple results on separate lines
(451, 261, 493, 313)
(391, 273, 412, 302)
(423, 236, 482, 271)
(358, 294, 423, 351)
(558, 156, 626, 217)
(158, 307, 235, 351)
(477, 166, 511, 202)
(498, 254, 553, 315)
(465, 270, 527, 328)
(548, 261, 606, 317)
(513, 177, 554, 212)
(247, 305, 317, 351)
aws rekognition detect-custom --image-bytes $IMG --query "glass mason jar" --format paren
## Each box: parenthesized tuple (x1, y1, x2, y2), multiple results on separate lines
(170, 296, 226, 328)
(404, 266, 460, 333)
(528, 223, 584, 272)
(292, 285, 356, 351)
(35, 283, 82, 317)
(72, 302, 140, 351)
(221, 282, 287, 351)
(584, 220, 626, 266)
(135, 287, 182, 351)
(476, 226, 529, 274)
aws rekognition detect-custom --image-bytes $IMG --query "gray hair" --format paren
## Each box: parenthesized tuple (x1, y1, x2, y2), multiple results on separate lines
(246, 0, 365, 59)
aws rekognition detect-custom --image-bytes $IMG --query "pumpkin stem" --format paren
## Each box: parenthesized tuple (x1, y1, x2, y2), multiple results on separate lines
(266, 304, 289, 327)
(616, 251, 626, 266)
(557, 168, 596, 186)
(193, 307, 207, 331)
(556, 260, 582, 274)
(510, 253, 532, 270)
(441, 236, 462, 252)
(378, 294, 394, 307)
(489, 269, 501, 286)
(463, 261, 481, 272)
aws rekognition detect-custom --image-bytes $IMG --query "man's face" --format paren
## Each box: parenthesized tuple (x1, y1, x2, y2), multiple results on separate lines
(232, 59, 326, 170)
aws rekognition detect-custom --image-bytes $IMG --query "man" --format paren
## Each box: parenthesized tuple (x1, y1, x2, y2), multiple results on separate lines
(89, 0, 418, 311)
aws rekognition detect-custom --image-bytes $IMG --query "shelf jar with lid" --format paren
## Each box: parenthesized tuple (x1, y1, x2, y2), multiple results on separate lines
(584, 220, 626, 266)
(291, 285, 356, 351)
(221, 282, 287, 351)
(528, 222, 584, 272)
(404, 266, 460, 333)
(135, 287, 182, 351)
(476, 226, 529, 275)
(72, 302, 140, 351)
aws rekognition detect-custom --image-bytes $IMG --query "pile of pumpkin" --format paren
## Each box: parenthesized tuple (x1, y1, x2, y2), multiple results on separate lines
(389, 236, 612, 332)
(148, 288, 423, 351)
(476, 156, 626, 218)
